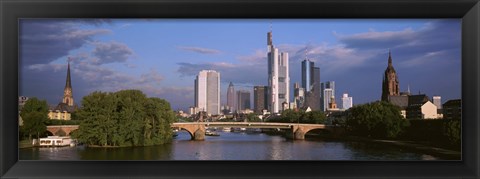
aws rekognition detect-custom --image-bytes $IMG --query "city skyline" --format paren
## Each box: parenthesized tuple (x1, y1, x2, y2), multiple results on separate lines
(19, 19, 461, 111)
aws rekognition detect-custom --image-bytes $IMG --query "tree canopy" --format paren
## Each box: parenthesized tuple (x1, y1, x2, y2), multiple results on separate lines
(72, 90, 175, 147)
(268, 109, 326, 124)
(20, 97, 49, 140)
(345, 101, 409, 138)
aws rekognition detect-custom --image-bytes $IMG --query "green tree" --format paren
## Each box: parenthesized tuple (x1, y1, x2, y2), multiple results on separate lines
(281, 109, 303, 123)
(20, 97, 49, 140)
(246, 113, 261, 122)
(444, 119, 461, 146)
(345, 101, 409, 138)
(302, 111, 326, 124)
(73, 90, 175, 147)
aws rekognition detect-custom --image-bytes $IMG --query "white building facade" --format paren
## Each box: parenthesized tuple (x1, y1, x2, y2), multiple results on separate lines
(421, 101, 438, 119)
(341, 93, 353, 110)
(433, 96, 442, 109)
(267, 30, 289, 114)
(321, 81, 335, 111)
(323, 88, 333, 111)
(195, 70, 220, 115)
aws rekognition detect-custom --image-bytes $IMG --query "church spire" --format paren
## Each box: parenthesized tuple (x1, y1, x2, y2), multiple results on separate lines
(65, 59, 72, 89)
(382, 49, 399, 101)
(63, 58, 74, 106)
(388, 49, 392, 66)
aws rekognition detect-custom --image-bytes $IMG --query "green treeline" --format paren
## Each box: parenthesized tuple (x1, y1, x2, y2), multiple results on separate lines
(268, 109, 326, 124)
(400, 119, 461, 150)
(72, 90, 175, 147)
(344, 101, 460, 150)
(345, 101, 409, 138)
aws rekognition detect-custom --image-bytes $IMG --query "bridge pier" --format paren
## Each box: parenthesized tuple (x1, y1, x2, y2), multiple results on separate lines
(175, 124, 206, 141)
(193, 128, 205, 140)
(294, 128, 305, 140)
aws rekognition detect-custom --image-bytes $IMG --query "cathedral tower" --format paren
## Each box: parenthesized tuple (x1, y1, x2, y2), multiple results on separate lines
(62, 61, 74, 106)
(381, 50, 399, 101)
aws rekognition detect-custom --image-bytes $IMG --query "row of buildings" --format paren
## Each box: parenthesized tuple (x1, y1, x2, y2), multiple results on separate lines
(188, 28, 461, 121)
(189, 29, 355, 117)
(20, 28, 461, 122)
(381, 51, 461, 120)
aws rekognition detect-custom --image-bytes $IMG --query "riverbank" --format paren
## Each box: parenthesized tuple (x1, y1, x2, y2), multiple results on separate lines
(307, 134, 461, 160)
(19, 139, 34, 149)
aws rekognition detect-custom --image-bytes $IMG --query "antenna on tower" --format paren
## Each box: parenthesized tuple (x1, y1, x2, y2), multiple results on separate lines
(407, 84, 410, 94)
(305, 45, 308, 60)
(269, 20, 272, 32)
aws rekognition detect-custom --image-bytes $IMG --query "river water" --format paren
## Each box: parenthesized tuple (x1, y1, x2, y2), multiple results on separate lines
(19, 130, 439, 160)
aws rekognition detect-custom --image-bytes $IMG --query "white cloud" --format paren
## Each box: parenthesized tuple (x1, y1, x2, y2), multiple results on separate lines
(177, 46, 222, 54)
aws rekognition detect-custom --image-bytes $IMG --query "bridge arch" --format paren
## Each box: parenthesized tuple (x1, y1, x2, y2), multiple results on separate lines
(291, 125, 337, 140)
(171, 122, 343, 140)
(173, 124, 205, 140)
(46, 125, 79, 136)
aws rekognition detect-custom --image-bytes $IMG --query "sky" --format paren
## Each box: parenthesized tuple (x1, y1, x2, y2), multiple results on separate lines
(19, 19, 461, 111)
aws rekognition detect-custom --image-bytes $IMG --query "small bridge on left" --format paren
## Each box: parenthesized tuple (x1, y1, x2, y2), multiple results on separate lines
(46, 125, 79, 136)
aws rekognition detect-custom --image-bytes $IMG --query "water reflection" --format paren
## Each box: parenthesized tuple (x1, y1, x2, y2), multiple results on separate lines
(20, 131, 439, 160)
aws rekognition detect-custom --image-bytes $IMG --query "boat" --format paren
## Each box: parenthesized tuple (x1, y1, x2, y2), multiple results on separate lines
(205, 131, 220, 136)
(38, 136, 74, 147)
(222, 127, 231, 132)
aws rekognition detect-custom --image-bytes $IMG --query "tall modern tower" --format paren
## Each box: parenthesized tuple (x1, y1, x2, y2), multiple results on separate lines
(382, 50, 400, 101)
(195, 70, 220, 115)
(227, 82, 235, 111)
(302, 59, 314, 92)
(293, 83, 305, 110)
(341, 93, 353, 110)
(62, 61, 74, 106)
(321, 81, 335, 111)
(267, 27, 289, 113)
(236, 90, 251, 112)
(254, 86, 268, 114)
(433, 96, 442, 109)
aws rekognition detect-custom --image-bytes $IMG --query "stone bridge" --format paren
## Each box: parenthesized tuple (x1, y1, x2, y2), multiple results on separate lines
(46, 125, 79, 136)
(171, 122, 343, 140)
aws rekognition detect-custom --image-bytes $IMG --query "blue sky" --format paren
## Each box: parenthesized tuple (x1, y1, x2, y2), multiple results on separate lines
(19, 19, 461, 111)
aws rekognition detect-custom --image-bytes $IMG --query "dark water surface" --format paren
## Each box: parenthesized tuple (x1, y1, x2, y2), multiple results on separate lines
(19, 131, 439, 160)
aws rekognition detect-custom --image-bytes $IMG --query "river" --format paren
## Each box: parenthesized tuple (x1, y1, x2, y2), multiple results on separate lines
(19, 130, 440, 160)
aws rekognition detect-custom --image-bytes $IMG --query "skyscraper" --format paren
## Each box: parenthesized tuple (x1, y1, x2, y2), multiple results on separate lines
(227, 82, 235, 112)
(267, 28, 289, 114)
(236, 90, 251, 112)
(62, 61, 74, 106)
(302, 59, 314, 92)
(341, 93, 353, 110)
(433, 96, 442, 109)
(293, 83, 304, 110)
(382, 50, 400, 101)
(323, 88, 333, 111)
(195, 70, 220, 115)
(322, 81, 335, 111)
(254, 86, 268, 114)
(301, 56, 322, 111)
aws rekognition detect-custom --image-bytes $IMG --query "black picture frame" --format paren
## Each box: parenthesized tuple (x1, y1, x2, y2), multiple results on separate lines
(1, 0, 479, 178)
